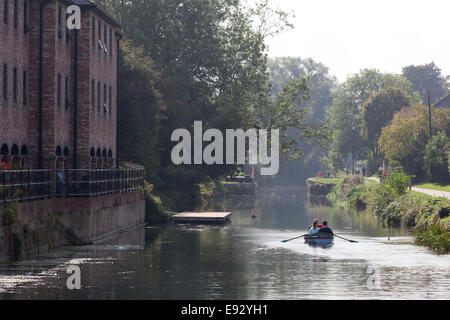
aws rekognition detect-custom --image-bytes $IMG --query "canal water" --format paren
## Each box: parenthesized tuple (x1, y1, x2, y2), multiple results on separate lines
(0, 185, 449, 300)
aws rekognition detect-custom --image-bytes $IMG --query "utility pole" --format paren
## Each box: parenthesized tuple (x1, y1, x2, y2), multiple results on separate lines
(428, 91, 432, 138)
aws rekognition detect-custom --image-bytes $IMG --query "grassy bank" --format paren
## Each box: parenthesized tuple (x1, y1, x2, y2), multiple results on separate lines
(311, 177, 344, 185)
(329, 176, 450, 254)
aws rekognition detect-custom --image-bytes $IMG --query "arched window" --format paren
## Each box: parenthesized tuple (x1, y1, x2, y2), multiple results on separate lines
(96, 148, 101, 158)
(1, 144, 9, 155)
(20, 144, 28, 167)
(102, 149, 107, 158)
(20, 145, 28, 156)
(90, 147, 96, 157)
(11, 144, 19, 156)
(56, 145, 62, 157)
(63, 147, 69, 157)
(108, 149, 113, 158)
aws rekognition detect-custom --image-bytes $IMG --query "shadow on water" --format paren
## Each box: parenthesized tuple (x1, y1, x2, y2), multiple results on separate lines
(0, 185, 449, 299)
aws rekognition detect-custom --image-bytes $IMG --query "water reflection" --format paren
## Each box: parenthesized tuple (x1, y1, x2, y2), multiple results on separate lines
(0, 185, 449, 300)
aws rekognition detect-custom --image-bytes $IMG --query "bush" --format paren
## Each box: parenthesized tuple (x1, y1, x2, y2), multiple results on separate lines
(141, 182, 168, 224)
(424, 132, 450, 185)
(384, 171, 411, 196)
(414, 222, 450, 254)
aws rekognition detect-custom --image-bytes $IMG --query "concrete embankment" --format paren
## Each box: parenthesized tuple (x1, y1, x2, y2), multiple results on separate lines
(0, 191, 145, 262)
(306, 179, 335, 196)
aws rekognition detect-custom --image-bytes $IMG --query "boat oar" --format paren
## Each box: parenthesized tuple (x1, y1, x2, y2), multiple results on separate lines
(281, 234, 307, 243)
(334, 234, 358, 243)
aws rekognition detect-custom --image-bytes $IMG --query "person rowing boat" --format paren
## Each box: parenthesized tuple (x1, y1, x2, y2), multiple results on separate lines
(319, 221, 334, 235)
(305, 220, 334, 245)
(307, 219, 325, 235)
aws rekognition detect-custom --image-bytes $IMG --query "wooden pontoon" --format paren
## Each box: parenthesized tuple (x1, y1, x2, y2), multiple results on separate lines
(170, 212, 232, 224)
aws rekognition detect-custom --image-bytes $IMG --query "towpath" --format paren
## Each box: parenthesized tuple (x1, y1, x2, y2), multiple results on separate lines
(366, 177, 450, 200)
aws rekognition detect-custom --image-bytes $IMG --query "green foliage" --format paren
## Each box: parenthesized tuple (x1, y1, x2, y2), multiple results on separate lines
(327, 69, 419, 173)
(118, 41, 164, 185)
(384, 171, 411, 196)
(361, 87, 412, 158)
(1, 197, 18, 226)
(141, 182, 168, 224)
(254, 77, 331, 160)
(267, 57, 337, 182)
(379, 105, 450, 181)
(338, 179, 450, 252)
(423, 132, 450, 185)
(414, 222, 450, 254)
(402, 62, 448, 104)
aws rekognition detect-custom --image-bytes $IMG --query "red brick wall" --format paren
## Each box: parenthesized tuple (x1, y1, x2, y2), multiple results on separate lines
(1, 0, 119, 169)
(86, 10, 117, 167)
(0, 0, 30, 162)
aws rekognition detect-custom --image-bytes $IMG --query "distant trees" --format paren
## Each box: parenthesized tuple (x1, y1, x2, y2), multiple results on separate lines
(423, 132, 450, 185)
(402, 62, 449, 104)
(253, 77, 331, 161)
(266, 57, 337, 181)
(378, 105, 450, 181)
(361, 87, 412, 172)
(326, 69, 419, 174)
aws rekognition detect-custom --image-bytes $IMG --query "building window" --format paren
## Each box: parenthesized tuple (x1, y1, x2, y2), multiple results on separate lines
(91, 79, 95, 111)
(109, 28, 112, 56)
(98, 20, 101, 41)
(65, 76, 69, 108)
(57, 6, 63, 39)
(3, 64, 7, 102)
(12, 67, 17, 105)
(57, 73, 61, 107)
(92, 16, 95, 47)
(109, 86, 112, 115)
(3, 0, 8, 26)
(13, 0, 17, 31)
(23, 0, 27, 34)
(65, 11, 70, 43)
(97, 81, 100, 112)
(104, 25, 107, 47)
(103, 83, 106, 113)
(22, 70, 27, 106)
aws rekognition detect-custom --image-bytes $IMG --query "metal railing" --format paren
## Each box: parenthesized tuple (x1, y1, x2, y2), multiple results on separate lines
(0, 168, 145, 204)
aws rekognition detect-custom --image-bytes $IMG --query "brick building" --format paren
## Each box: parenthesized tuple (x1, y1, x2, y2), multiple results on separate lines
(0, 0, 121, 170)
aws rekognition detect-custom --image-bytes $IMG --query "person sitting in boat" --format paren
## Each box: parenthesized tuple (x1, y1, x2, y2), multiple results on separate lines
(308, 219, 321, 235)
(319, 221, 334, 235)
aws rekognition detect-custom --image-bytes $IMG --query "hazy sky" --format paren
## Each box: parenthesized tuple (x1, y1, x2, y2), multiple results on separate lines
(265, 0, 450, 82)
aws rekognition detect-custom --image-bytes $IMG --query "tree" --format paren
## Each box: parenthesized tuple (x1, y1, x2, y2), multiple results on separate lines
(328, 69, 420, 173)
(424, 132, 450, 185)
(117, 41, 164, 185)
(253, 77, 331, 161)
(97, 0, 298, 210)
(266, 57, 337, 181)
(378, 105, 450, 181)
(402, 62, 449, 104)
(361, 87, 412, 172)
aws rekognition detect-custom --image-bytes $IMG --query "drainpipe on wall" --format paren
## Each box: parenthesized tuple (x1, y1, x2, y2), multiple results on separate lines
(116, 34, 121, 168)
(73, 29, 79, 169)
(39, 0, 51, 169)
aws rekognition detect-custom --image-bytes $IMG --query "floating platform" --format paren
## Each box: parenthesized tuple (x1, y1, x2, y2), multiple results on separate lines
(170, 212, 232, 224)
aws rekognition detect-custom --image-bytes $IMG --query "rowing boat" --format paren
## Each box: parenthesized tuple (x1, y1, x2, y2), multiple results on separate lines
(304, 233, 334, 245)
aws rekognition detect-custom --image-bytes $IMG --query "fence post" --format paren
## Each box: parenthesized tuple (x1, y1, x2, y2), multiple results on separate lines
(2, 170, 5, 203)
(27, 169, 31, 200)
(19, 170, 23, 202)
